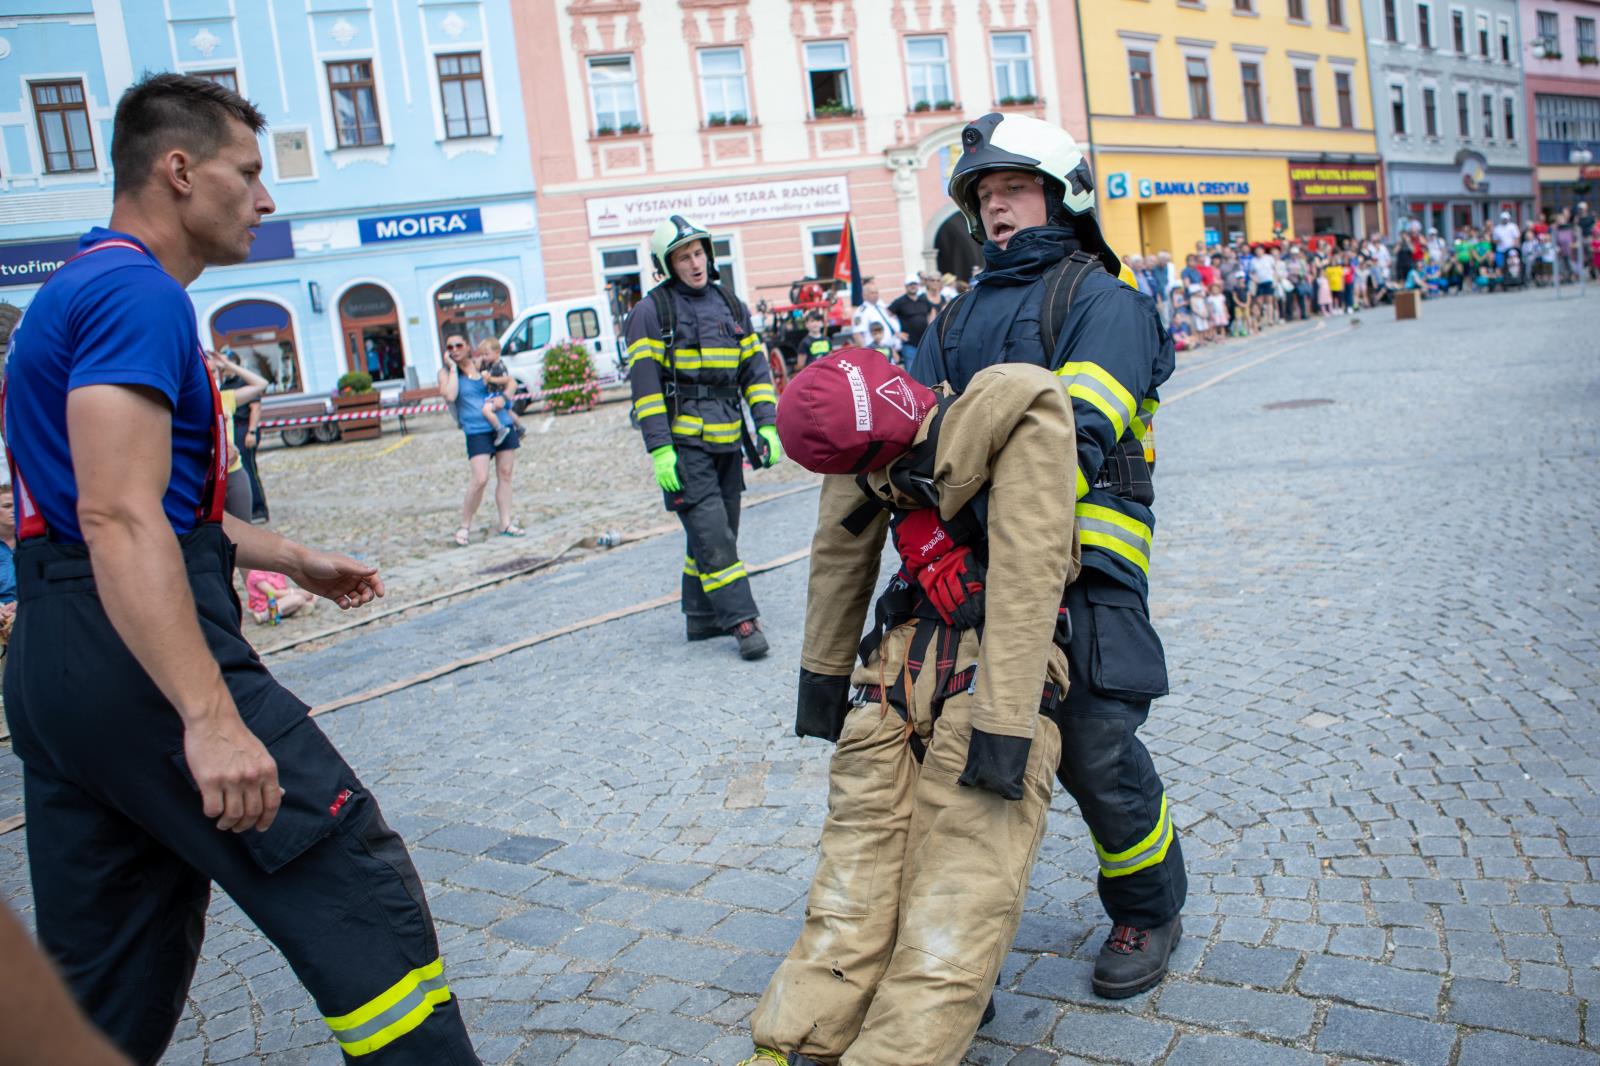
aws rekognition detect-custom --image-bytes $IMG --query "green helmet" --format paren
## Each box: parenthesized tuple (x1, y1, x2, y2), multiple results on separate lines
(650, 215, 720, 281)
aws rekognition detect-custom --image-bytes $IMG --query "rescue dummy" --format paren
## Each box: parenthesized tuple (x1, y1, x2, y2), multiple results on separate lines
(739, 349, 1081, 1066)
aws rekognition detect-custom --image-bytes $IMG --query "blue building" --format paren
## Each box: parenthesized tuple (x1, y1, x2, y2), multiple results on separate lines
(0, 0, 544, 400)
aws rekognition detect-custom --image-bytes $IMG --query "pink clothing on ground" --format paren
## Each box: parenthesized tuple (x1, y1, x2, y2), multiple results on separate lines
(246, 570, 289, 614)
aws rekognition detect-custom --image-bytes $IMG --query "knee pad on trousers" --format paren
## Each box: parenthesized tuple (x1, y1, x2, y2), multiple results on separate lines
(1054, 713, 1160, 831)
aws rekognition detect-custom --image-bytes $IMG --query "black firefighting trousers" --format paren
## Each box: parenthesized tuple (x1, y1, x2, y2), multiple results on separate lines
(665, 444, 758, 629)
(1048, 569, 1187, 929)
(2, 525, 479, 1066)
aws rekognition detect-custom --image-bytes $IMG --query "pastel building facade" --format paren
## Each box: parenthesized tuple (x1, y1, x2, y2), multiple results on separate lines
(0, 1, 544, 401)
(1079, 0, 1382, 258)
(1359, 0, 1533, 236)
(1519, 0, 1600, 215)
(509, 0, 1089, 322)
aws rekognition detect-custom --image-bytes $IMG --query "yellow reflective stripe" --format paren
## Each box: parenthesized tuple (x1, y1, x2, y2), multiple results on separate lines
(1130, 396, 1160, 441)
(683, 555, 699, 577)
(324, 958, 451, 1057)
(671, 414, 704, 436)
(1057, 361, 1137, 440)
(1076, 502, 1152, 574)
(1075, 467, 1090, 500)
(701, 419, 743, 444)
(699, 346, 742, 369)
(744, 384, 777, 406)
(627, 337, 664, 358)
(740, 334, 764, 362)
(1095, 795, 1174, 878)
(633, 393, 667, 419)
(700, 561, 748, 592)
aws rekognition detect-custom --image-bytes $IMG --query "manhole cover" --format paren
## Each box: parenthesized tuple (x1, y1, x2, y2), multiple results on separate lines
(1262, 398, 1335, 410)
(479, 554, 551, 575)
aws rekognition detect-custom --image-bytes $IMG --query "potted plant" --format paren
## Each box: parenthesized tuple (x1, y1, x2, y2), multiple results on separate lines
(540, 341, 601, 415)
(934, 99, 957, 111)
(333, 370, 382, 441)
(814, 102, 855, 119)
(1580, 54, 1599, 65)
(596, 124, 615, 137)
(729, 112, 749, 125)
(620, 121, 643, 134)
(912, 100, 932, 112)
(709, 114, 728, 127)
(999, 95, 1017, 107)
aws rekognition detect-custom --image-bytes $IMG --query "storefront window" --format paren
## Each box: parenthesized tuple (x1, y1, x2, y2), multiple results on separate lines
(433, 276, 513, 352)
(808, 225, 842, 279)
(1202, 202, 1247, 247)
(338, 283, 405, 381)
(210, 300, 303, 395)
(600, 246, 644, 326)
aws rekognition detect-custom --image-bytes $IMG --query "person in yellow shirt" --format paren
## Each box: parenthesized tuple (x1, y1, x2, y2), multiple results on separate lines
(206, 350, 268, 519)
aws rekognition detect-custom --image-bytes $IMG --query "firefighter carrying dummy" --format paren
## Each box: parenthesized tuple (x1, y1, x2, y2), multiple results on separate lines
(626, 216, 782, 660)
(737, 349, 1080, 1066)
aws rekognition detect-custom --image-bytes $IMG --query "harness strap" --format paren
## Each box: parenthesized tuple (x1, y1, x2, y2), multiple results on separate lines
(2, 238, 227, 542)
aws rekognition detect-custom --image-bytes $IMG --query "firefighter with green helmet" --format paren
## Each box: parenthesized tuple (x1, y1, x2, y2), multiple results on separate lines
(625, 215, 782, 660)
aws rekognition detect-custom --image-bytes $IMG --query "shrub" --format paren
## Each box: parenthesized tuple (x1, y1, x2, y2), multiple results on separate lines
(336, 370, 374, 395)
(540, 341, 601, 414)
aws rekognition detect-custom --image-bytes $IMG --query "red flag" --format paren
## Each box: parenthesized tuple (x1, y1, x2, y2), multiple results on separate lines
(832, 213, 864, 306)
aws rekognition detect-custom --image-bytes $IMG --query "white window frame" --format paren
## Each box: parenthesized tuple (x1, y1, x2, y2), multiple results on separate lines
(1476, 12, 1491, 57)
(1502, 92, 1518, 142)
(1578, 17, 1598, 61)
(905, 34, 953, 108)
(1234, 44, 1269, 124)
(1450, 6, 1468, 53)
(1481, 90, 1496, 141)
(1416, 2, 1434, 49)
(1421, 80, 1440, 137)
(1382, 0, 1404, 43)
(1291, 62, 1319, 127)
(1536, 10, 1560, 55)
(1120, 34, 1162, 118)
(803, 39, 854, 115)
(710, 234, 743, 297)
(587, 53, 641, 132)
(698, 46, 751, 124)
(991, 31, 1035, 102)
(1456, 87, 1472, 138)
(427, 47, 503, 144)
(1498, 17, 1514, 62)
(1388, 78, 1409, 137)
(804, 222, 843, 279)
(1182, 52, 1213, 121)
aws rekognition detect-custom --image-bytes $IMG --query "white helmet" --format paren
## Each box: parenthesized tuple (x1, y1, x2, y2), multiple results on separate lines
(948, 112, 1120, 273)
(650, 215, 719, 281)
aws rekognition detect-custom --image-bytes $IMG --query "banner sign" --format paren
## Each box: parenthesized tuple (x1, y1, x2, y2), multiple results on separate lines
(359, 208, 483, 244)
(1289, 164, 1379, 201)
(0, 238, 78, 288)
(586, 175, 850, 236)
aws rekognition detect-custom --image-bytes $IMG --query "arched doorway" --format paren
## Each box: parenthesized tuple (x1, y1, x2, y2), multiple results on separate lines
(209, 299, 303, 395)
(338, 283, 405, 381)
(935, 212, 983, 284)
(434, 276, 513, 352)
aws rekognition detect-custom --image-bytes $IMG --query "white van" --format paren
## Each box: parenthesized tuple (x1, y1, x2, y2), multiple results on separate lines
(497, 294, 624, 409)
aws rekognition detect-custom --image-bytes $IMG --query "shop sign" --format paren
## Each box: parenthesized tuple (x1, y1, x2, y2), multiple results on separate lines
(1580, 165, 1600, 180)
(0, 237, 78, 288)
(1106, 172, 1130, 200)
(1140, 180, 1251, 197)
(1288, 164, 1379, 201)
(358, 208, 483, 244)
(586, 175, 850, 236)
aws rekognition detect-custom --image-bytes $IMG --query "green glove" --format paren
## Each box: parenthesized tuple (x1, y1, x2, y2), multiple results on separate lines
(757, 424, 783, 467)
(650, 444, 681, 491)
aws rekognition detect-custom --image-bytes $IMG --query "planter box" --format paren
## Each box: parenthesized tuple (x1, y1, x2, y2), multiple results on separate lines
(333, 392, 382, 441)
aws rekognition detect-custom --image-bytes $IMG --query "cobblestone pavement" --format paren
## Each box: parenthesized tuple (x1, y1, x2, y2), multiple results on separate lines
(3, 286, 1600, 1064)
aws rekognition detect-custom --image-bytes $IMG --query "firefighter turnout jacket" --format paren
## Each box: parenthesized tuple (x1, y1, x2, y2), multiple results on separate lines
(910, 228, 1174, 599)
(625, 280, 777, 453)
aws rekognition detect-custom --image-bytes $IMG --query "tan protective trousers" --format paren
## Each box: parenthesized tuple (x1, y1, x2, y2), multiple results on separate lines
(755, 363, 1080, 1066)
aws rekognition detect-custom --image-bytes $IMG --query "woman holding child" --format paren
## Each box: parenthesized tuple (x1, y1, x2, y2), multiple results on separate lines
(438, 332, 525, 546)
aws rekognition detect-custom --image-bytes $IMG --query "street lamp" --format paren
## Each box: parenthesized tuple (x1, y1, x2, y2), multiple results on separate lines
(1573, 148, 1595, 166)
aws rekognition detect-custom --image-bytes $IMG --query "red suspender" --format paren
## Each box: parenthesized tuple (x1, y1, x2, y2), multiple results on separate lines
(2, 238, 227, 540)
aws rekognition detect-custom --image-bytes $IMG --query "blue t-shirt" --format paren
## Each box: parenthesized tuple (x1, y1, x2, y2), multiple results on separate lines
(5, 228, 214, 543)
(0, 542, 15, 604)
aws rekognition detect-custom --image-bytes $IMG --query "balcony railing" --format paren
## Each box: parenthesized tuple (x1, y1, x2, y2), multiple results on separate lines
(1536, 138, 1600, 164)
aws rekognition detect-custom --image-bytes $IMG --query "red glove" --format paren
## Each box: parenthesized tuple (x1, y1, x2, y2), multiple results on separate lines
(916, 545, 985, 629)
(892, 508, 957, 576)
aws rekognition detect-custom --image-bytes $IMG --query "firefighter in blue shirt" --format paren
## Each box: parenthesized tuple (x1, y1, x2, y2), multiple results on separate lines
(911, 112, 1187, 999)
(626, 216, 781, 660)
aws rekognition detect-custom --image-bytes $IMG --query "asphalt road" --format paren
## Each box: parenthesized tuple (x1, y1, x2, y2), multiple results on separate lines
(2, 284, 1598, 1065)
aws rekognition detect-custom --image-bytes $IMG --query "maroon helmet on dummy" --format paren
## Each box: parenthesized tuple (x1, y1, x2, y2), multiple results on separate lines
(776, 349, 938, 475)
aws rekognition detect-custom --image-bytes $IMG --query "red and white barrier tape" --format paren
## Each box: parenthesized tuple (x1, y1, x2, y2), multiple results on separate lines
(258, 378, 622, 431)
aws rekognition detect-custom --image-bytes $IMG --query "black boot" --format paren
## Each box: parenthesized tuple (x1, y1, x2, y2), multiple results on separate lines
(1092, 916, 1182, 999)
(980, 996, 997, 1028)
(686, 615, 721, 641)
(732, 619, 769, 660)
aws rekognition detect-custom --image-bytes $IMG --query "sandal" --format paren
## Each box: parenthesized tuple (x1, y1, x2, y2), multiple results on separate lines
(452, 526, 471, 547)
(496, 522, 527, 538)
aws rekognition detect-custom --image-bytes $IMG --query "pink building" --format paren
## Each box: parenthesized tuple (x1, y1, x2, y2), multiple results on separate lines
(510, 0, 1088, 324)
(1522, 0, 1600, 215)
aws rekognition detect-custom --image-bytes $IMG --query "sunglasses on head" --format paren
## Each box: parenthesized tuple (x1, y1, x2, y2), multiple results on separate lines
(446, 341, 467, 350)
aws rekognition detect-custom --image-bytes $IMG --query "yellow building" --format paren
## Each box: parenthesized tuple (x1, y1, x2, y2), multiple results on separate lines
(1078, 0, 1382, 259)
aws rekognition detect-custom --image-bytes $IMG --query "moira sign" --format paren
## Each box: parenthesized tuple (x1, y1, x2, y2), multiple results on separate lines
(586, 176, 851, 236)
(359, 208, 484, 244)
